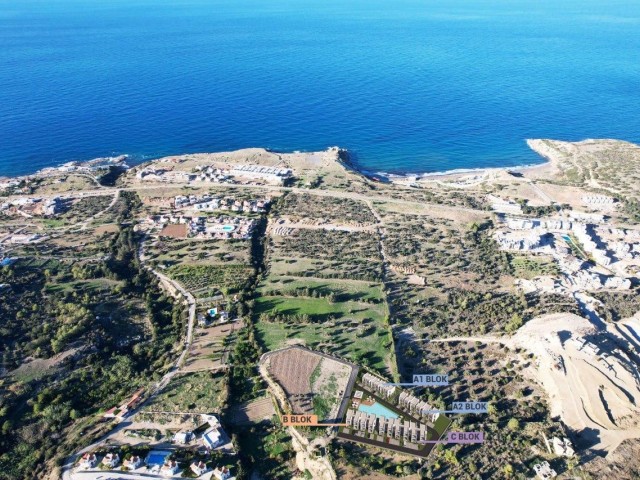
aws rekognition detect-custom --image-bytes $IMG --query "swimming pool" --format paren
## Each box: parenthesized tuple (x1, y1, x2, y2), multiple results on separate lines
(222, 225, 235, 232)
(146, 450, 170, 466)
(358, 401, 399, 419)
(562, 235, 572, 243)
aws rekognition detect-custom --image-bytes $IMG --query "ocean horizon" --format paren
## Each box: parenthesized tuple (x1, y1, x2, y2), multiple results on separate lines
(1, 0, 639, 177)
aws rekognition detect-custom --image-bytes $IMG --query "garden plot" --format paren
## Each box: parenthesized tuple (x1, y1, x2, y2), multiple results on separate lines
(146, 237, 252, 267)
(182, 320, 244, 373)
(141, 371, 227, 415)
(165, 264, 254, 298)
(261, 346, 355, 422)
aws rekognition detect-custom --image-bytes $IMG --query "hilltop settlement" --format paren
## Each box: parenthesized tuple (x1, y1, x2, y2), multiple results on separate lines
(2, 140, 640, 480)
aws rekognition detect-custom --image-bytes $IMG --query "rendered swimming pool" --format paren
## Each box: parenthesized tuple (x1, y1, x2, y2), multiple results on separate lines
(222, 225, 235, 232)
(146, 450, 170, 466)
(358, 401, 399, 419)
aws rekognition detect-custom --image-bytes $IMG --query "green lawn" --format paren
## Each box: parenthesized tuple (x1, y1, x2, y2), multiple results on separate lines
(255, 295, 386, 323)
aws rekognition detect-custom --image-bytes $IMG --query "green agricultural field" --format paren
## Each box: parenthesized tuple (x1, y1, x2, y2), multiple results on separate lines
(167, 264, 254, 294)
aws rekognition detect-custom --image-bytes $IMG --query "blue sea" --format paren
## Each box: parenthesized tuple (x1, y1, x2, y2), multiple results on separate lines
(1, 0, 639, 177)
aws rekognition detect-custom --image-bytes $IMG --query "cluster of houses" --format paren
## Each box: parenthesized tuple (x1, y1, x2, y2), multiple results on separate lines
(506, 218, 574, 231)
(568, 270, 631, 290)
(494, 231, 553, 252)
(192, 165, 233, 183)
(79, 452, 121, 470)
(487, 194, 523, 215)
(595, 226, 640, 259)
(79, 415, 231, 478)
(189, 216, 256, 240)
(172, 415, 228, 450)
(79, 451, 232, 479)
(137, 163, 292, 186)
(573, 224, 615, 266)
(345, 408, 430, 444)
(150, 214, 257, 240)
(229, 164, 293, 185)
(495, 211, 638, 292)
(174, 194, 270, 214)
(360, 373, 438, 422)
(0, 196, 67, 217)
(192, 163, 294, 185)
(582, 194, 616, 206)
(345, 373, 441, 447)
(398, 391, 439, 423)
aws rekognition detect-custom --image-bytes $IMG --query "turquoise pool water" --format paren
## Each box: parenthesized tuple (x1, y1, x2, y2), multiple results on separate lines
(222, 225, 235, 232)
(358, 401, 399, 420)
(146, 450, 170, 466)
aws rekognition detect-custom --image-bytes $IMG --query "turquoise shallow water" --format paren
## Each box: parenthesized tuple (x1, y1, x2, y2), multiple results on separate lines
(1, 0, 639, 176)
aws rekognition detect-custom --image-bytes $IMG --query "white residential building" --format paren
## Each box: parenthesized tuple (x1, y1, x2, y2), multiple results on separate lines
(213, 466, 232, 480)
(191, 461, 208, 476)
(533, 461, 557, 479)
(124, 455, 143, 470)
(160, 460, 179, 476)
(79, 453, 97, 469)
(230, 164, 292, 184)
(101, 452, 120, 468)
(582, 194, 616, 205)
(362, 373, 396, 398)
(174, 430, 193, 444)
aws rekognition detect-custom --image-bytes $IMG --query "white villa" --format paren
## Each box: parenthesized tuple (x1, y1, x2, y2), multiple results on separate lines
(101, 452, 120, 468)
